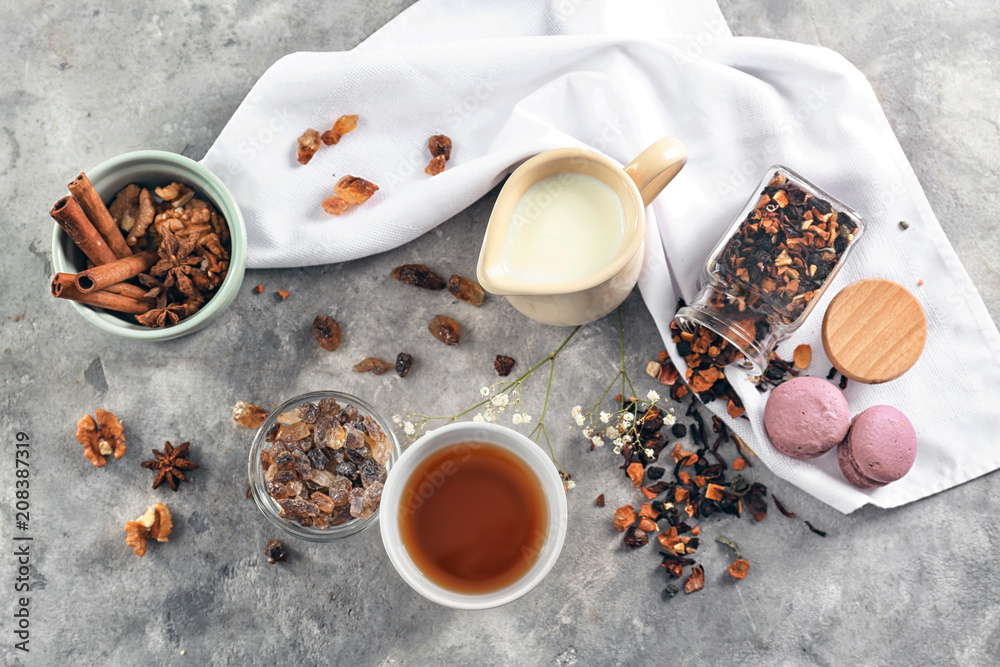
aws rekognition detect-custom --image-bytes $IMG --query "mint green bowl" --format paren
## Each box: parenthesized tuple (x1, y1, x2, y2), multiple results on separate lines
(51, 150, 246, 341)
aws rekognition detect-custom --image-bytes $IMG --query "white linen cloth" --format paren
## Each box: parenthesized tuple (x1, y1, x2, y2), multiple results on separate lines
(202, 0, 1000, 513)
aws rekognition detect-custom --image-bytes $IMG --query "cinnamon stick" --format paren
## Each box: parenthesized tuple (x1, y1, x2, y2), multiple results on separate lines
(50, 196, 118, 266)
(104, 282, 154, 302)
(51, 273, 152, 315)
(74, 248, 159, 294)
(68, 173, 132, 258)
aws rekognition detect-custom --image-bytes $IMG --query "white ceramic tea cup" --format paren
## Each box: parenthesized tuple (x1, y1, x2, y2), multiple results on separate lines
(379, 422, 569, 610)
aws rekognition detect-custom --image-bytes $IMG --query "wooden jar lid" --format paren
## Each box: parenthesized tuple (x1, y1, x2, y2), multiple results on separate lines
(822, 278, 926, 384)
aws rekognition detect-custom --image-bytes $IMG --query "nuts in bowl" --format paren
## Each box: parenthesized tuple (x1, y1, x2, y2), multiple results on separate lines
(247, 391, 400, 542)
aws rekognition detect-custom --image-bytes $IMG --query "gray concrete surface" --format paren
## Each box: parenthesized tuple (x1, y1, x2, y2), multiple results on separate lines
(2, 1, 999, 665)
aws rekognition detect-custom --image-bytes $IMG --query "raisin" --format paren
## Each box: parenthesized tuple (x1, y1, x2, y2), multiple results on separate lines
(671, 423, 687, 438)
(391, 264, 446, 290)
(448, 275, 484, 306)
(264, 539, 287, 564)
(313, 316, 342, 351)
(352, 357, 393, 374)
(395, 352, 413, 378)
(494, 355, 515, 376)
(623, 526, 648, 548)
(428, 314, 460, 345)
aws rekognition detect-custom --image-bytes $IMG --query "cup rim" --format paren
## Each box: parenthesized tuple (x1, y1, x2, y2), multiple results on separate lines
(476, 147, 645, 297)
(50, 149, 247, 340)
(379, 422, 568, 610)
(247, 390, 401, 542)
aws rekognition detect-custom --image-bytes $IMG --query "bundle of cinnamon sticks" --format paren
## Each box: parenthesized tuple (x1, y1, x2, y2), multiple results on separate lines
(49, 174, 231, 328)
(50, 174, 158, 317)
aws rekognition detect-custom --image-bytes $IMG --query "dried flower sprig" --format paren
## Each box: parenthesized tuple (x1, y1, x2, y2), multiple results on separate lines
(395, 326, 581, 480)
(575, 309, 676, 457)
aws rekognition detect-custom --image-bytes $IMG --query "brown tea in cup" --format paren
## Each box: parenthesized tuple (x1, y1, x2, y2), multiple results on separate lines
(398, 441, 548, 594)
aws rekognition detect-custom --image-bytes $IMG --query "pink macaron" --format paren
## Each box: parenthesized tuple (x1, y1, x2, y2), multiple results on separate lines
(763, 376, 851, 459)
(837, 405, 917, 489)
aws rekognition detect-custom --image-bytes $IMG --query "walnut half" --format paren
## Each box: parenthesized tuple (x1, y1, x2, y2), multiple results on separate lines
(75, 409, 126, 467)
(125, 503, 173, 557)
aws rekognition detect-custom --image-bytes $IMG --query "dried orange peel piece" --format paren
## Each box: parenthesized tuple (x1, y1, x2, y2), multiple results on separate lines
(728, 559, 750, 579)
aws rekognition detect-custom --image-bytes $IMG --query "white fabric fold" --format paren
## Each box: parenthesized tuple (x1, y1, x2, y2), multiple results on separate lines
(202, 0, 1000, 512)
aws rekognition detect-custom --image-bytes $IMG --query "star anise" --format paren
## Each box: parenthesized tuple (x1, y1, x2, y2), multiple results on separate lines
(151, 231, 201, 297)
(136, 301, 187, 328)
(141, 440, 200, 491)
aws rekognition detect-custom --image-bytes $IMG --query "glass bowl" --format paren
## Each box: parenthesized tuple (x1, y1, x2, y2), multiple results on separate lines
(248, 390, 401, 542)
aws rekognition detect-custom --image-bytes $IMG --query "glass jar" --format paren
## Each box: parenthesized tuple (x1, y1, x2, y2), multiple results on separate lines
(248, 390, 401, 542)
(675, 166, 865, 374)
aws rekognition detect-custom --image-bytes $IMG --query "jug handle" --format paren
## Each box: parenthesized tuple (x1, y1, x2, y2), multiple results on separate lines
(623, 137, 687, 207)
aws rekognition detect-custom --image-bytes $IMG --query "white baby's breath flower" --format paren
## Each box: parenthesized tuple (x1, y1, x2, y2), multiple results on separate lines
(623, 434, 633, 443)
(473, 413, 486, 423)
(491, 393, 509, 408)
(574, 413, 586, 426)
(512, 413, 523, 425)
(403, 422, 416, 436)
(480, 386, 490, 397)
(644, 447, 654, 458)
(571, 405, 582, 417)
(591, 436, 604, 447)
(613, 441, 624, 455)
(583, 427, 594, 439)
(565, 480, 576, 490)
(392, 415, 402, 425)
(483, 408, 496, 423)
(600, 411, 612, 424)
(521, 413, 532, 424)
(663, 411, 677, 427)
(604, 426, 618, 440)
(621, 412, 634, 425)
(646, 389, 660, 402)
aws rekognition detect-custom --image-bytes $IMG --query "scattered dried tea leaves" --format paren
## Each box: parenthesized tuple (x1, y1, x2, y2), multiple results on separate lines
(124, 503, 172, 557)
(353, 357, 393, 375)
(395, 353, 413, 378)
(313, 316, 342, 352)
(275, 290, 291, 301)
(728, 559, 750, 579)
(772, 494, 796, 518)
(391, 264, 446, 290)
(626, 462, 644, 488)
(141, 441, 199, 492)
(75, 409, 126, 467)
(233, 400, 269, 428)
(264, 538, 287, 564)
(612, 505, 636, 532)
(684, 565, 705, 594)
(805, 521, 827, 537)
(297, 129, 322, 164)
(253, 284, 264, 294)
(494, 355, 516, 377)
(624, 525, 649, 548)
(428, 314, 460, 345)
(793, 344, 812, 370)
(321, 114, 358, 146)
(714, 535, 743, 559)
(448, 274, 485, 306)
